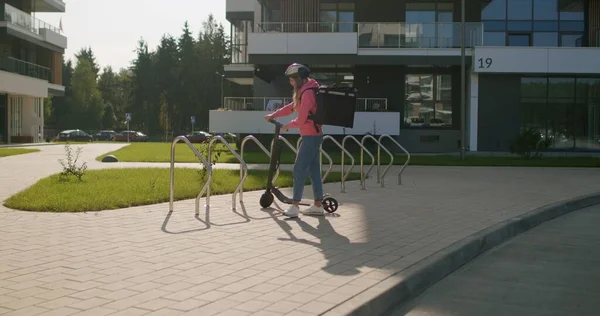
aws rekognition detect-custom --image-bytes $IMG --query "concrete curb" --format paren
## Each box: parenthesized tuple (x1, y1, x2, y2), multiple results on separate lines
(326, 192, 600, 316)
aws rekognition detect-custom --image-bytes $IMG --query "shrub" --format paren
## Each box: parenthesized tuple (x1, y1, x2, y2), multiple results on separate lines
(58, 144, 88, 181)
(510, 128, 551, 159)
(196, 137, 223, 180)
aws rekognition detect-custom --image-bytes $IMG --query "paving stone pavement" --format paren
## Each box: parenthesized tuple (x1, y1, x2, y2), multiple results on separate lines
(390, 203, 600, 316)
(1, 144, 600, 315)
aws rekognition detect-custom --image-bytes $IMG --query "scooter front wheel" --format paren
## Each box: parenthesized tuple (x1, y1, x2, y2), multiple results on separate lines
(260, 192, 274, 208)
(323, 197, 338, 213)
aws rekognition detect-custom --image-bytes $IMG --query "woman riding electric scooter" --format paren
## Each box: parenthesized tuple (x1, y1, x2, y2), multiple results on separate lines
(264, 63, 324, 218)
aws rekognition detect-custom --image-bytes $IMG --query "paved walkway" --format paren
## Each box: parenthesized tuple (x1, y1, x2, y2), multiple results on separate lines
(1, 144, 600, 315)
(391, 203, 600, 316)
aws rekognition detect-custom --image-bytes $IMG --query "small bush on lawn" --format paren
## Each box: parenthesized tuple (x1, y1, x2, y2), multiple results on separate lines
(3, 168, 359, 213)
(58, 145, 88, 181)
(0, 148, 39, 157)
(510, 128, 551, 159)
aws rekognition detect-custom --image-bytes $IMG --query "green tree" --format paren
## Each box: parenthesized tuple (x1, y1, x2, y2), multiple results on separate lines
(154, 35, 179, 133)
(102, 103, 117, 129)
(75, 47, 100, 78)
(176, 21, 198, 134)
(71, 58, 104, 129)
(158, 91, 170, 141)
(49, 60, 74, 129)
(130, 39, 157, 134)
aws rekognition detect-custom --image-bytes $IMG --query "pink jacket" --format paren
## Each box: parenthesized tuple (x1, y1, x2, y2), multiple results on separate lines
(269, 78, 322, 136)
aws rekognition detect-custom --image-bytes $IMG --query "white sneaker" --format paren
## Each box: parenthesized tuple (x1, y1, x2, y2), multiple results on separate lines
(282, 205, 300, 218)
(301, 204, 324, 216)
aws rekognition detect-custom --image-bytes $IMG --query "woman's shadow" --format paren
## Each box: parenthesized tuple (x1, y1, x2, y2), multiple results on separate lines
(268, 208, 362, 276)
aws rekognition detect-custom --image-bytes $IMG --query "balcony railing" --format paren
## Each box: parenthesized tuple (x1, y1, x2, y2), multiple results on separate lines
(0, 56, 51, 81)
(258, 22, 357, 33)
(359, 22, 483, 48)
(2, 3, 63, 35)
(223, 97, 388, 112)
(256, 22, 483, 48)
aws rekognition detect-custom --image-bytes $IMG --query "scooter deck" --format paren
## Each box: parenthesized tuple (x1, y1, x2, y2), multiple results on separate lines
(271, 187, 330, 207)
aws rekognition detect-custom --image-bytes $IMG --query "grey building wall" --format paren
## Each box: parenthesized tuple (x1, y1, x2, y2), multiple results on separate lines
(395, 130, 461, 153)
(253, 75, 291, 97)
(477, 75, 522, 152)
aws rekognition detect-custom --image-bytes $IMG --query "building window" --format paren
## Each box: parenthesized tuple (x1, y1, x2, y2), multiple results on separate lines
(311, 71, 354, 87)
(231, 20, 251, 63)
(404, 74, 452, 127)
(319, 3, 354, 32)
(521, 77, 600, 150)
(481, 0, 584, 47)
(33, 98, 43, 118)
(508, 33, 531, 46)
(405, 3, 454, 48)
(9, 96, 22, 137)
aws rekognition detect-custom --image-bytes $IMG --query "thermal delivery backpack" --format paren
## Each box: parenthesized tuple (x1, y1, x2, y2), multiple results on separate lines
(303, 85, 357, 130)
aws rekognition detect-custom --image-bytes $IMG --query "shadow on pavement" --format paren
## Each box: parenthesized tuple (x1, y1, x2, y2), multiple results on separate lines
(269, 207, 365, 276)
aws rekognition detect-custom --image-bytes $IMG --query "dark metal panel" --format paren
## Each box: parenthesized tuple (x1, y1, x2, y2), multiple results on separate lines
(226, 11, 255, 21)
(477, 74, 522, 151)
(249, 53, 473, 66)
(48, 87, 65, 97)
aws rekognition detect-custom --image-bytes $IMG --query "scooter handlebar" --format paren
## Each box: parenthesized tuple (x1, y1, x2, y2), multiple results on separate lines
(269, 119, 284, 128)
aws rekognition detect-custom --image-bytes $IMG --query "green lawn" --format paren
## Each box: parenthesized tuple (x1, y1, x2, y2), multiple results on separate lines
(0, 148, 40, 157)
(3, 168, 360, 213)
(97, 142, 600, 168)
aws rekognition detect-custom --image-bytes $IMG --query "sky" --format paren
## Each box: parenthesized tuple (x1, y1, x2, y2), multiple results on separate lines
(36, 0, 228, 71)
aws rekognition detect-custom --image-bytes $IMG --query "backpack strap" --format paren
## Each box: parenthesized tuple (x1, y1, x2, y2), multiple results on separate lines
(300, 87, 321, 133)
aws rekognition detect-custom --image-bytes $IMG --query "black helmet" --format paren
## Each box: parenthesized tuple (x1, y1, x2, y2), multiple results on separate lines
(285, 63, 310, 79)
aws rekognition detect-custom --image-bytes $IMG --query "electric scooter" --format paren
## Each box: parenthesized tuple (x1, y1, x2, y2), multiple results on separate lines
(259, 119, 339, 213)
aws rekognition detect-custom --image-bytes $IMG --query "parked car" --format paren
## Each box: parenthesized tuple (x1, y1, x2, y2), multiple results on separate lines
(114, 131, 148, 142)
(186, 131, 212, 143)
(95, 130, 117, 141)
(211, 132, 237, 143)
(57, 129, 93, 142)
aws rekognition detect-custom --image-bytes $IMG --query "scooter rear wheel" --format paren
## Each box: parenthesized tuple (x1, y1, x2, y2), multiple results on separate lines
(323, 197, 338, 213)
(260, 192, 274, 208)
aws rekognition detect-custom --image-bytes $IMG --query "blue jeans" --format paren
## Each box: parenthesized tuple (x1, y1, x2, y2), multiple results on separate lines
(293, 135, 324, 202)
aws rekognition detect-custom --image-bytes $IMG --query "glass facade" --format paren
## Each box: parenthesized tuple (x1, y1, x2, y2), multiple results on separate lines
(231, 20, 251, 64)
(404, 74, 452, 127)
(482, 0, 585, 47)
(405, 3, 454, 48)
(319, 3, 355, 32)
(521, 77, 600, 150)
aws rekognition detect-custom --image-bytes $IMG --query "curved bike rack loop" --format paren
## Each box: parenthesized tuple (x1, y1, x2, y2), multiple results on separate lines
(342, 135, 374, 190)
(239, 135, 280, 202)
(322, 135, 354, 193)
(361, 135, 392, 186)
(207, 136, 248, 210)
(272, 135, 298, 155)
(169, 136, 212, 215)
(297, 136, 334, 183)
(378, 134, 411, 185)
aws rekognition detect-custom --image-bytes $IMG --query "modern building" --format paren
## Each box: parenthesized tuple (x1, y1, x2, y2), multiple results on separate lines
(212, 0, 600, 153)
(0, 0, 67, 144)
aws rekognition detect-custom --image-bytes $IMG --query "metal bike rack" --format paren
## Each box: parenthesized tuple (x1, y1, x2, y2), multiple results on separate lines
(342, 135, 375, 190)
(296, 136, 334, 183)
(379, 134, 411, 185)
(239, 135, 279, 203)
(169, 136, 211, 215)
(272, 135, 298, 155)
(322, 135, 354, 193)
(361, 135, 393, 186)
(207, 135, 248, 210)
